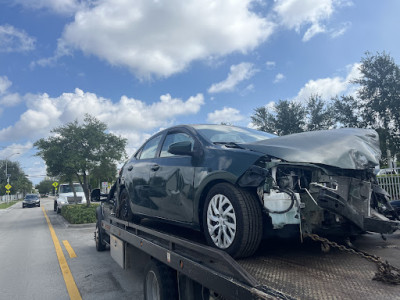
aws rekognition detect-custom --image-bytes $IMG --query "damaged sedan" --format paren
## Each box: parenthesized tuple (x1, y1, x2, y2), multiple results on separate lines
(115, 124, 400, 258)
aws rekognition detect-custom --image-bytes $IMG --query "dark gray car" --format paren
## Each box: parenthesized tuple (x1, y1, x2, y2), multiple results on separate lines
(22, 194, 40, 208)
(113, 125, 399, 258)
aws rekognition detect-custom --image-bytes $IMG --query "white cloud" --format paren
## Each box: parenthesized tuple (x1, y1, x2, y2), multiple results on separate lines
(295, 63, 361, 101)
(302, 23, 326, 41)
(208, 63, 257, 93)
(266, 61, 276, 69)
(0, 88, 204, 152)
(273, 0, 341, 41)
(0, 142, 32, 158)
(273, 73, 286, 83)
(52, 0, 274, 78)
(12, 0, 84, 15)
(0, 93, 22, 107)
(330, 22, 351, 39)
(0, 76, 12, 94)
(0, 76, 22, 107)
(0, 25, 36, 53)
(207, 107, 244, 124)
(240, 84, 255, 96)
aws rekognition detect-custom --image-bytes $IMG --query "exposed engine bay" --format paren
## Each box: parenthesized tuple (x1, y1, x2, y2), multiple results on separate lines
(251, 160, 400, 238)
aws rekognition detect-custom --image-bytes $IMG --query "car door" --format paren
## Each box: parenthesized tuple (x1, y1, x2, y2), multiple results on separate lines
(124, 133, 163, 216)
(148, 129, 196, 223)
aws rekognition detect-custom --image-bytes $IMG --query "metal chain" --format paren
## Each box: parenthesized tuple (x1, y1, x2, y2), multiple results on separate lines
(303, 233, 400, 285)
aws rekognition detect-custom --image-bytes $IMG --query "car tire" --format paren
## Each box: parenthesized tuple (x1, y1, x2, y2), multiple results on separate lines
(22, 204, 25, 208)
(38, 203, 41, 207)
(117, 188, 133, 222)
(202, 183, 262, 258)
(56, 205, 61, 214)
(144, 260, 178, 300)
(54, 201, 57, 212)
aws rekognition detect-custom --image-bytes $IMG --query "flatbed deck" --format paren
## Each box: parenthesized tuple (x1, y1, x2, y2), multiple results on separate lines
(100, 213, 400, 300)
(238, 232, 400, 299)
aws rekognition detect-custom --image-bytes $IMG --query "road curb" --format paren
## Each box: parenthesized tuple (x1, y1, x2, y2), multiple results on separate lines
(65, 222, 96, 229)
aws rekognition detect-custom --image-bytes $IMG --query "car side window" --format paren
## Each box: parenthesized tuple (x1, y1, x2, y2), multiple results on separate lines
(160, 132, 194, 157)
(139, 135, 162, 159)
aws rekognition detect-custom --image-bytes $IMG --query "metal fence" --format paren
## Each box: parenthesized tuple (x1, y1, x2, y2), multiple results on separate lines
(0, 193, 23, 202)
(377, 168, 400, 201)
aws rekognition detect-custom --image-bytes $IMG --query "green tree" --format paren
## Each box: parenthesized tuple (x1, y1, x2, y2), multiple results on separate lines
(0, 160, 32, 195)
(353, 51, 400, 163)
(252, 100, 306, 136)
(274, 100, 306, 135)
(36, 180, 54, 195)
(34, 115, 127, 205)
(251, 106, 276, 133)
(306, 94, 334, 131)
(332, 95, 362, 128)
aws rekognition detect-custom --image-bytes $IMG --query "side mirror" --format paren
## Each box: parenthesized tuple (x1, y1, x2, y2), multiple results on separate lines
(168, 141, 193, 156)
(91, 189, 101, 202)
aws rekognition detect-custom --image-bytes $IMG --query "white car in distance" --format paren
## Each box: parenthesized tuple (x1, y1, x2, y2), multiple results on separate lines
(54, 183, 87, 213)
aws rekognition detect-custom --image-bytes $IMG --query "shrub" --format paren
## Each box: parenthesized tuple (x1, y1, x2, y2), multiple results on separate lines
(61, 204, 99, 224)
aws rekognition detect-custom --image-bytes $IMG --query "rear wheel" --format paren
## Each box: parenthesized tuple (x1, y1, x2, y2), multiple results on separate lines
(202, 183, 262, 258)
(144, 260, 178, 300)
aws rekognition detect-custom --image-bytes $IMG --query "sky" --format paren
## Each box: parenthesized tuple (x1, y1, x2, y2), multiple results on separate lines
(0, 0, 400, 185)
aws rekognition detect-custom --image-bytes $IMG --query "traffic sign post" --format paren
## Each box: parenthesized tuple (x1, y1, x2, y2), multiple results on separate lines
(5, 184, 12, 202)
(53, 182, 58, 196)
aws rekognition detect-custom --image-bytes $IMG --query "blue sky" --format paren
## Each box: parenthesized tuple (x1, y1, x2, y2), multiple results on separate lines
(0, 0, 399, 185)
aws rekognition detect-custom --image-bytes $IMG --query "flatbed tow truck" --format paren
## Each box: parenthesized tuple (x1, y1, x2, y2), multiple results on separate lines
(94, 190, 400, 300)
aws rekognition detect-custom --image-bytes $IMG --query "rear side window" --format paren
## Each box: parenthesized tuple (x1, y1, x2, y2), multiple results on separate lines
(139, 135, 162, 159)
(160, 132, 194, 157)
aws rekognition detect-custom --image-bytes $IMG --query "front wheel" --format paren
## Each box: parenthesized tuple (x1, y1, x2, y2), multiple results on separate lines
(95, 222, 106, 251)
(202, 183, 262, 258)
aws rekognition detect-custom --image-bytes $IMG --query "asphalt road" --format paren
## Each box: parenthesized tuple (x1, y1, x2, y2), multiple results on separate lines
(0, 197, 144, 300)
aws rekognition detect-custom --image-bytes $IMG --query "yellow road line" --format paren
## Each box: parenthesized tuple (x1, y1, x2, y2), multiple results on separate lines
(63, 240, 77, 258)
(42, 207, 82, 300)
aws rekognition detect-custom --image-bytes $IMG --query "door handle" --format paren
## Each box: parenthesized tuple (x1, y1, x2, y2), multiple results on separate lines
(127, 166, 133, 171)
(151, 164, 160, 171)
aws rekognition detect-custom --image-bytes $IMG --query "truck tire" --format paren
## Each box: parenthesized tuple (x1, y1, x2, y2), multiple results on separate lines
(117, 188, 133, 221)
(144, 260, 178, 300)
(95, 221, 106, 251)
(202, 183, 262, 258)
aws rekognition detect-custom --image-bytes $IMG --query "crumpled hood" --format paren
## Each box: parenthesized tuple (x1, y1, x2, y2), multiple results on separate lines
(239, 128, 381, 170)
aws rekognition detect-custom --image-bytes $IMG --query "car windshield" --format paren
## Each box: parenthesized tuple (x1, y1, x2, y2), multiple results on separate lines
(25, 194, 38, 199)
(59, 184, 84, 193)
(193, 125, 276, 144)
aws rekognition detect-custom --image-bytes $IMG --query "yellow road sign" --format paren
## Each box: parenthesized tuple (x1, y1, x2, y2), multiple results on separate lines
(53, 182, 59, 188)
(6, 190, 10, 194)
(5, 184, 11, 190)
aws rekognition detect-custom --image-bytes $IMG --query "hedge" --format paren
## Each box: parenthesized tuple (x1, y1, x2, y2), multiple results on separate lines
(61, 203, 99, 224)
